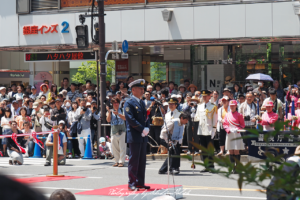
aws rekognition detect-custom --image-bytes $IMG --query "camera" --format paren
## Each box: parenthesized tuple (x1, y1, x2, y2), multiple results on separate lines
(190, 103, 195, 106)
(104, 99, 113, 110)
(244, 115, 250, 121)
(150, 96, 162, 106)
(82, 107, 87, 112)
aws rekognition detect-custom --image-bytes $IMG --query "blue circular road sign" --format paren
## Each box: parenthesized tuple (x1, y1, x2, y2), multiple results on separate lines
(122, 40, 128, 53)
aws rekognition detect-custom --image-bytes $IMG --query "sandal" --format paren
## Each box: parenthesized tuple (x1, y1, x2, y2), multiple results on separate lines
(118, 163, 124, 167)
(112, 163, 119, 167)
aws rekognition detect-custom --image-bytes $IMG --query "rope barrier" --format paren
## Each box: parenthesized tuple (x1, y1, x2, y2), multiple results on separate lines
(37, 137, 88, 139)
(0, 131, 53, 138)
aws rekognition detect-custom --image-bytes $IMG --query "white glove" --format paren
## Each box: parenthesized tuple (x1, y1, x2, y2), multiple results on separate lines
(142, 127, 149, 137)
(230, 128, 238, 134)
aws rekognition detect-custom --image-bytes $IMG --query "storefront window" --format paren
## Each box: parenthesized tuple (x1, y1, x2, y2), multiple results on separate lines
(169, 62, 190, 85)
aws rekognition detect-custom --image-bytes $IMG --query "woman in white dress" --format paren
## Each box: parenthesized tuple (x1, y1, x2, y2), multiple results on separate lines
(223, 100, 245, 173)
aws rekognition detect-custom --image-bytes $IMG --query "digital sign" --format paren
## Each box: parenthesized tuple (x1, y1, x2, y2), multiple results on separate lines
(25, 51, 96, 62)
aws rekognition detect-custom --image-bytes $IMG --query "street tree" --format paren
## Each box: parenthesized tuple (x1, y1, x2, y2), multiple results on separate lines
(72, 60, 115, 84)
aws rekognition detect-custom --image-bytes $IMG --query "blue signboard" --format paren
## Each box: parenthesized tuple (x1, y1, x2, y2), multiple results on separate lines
(122, 40, 128, 53)
(248, 131, 299, 163)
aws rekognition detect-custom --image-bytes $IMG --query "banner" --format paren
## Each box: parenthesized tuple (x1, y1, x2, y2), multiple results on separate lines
(247, 131, 300, 162)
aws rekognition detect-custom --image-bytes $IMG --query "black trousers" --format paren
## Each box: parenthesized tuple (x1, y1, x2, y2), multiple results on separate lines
(242, 126, 255, 147)
(71, 132, 81, 156)
(159, 139, 180, 172)
(128, 143, 147, 187)
(187, 121, 200, 152)
(219, 128, 227, 146)
(199, 135, 215, 168)
(149, 126, 162, 153)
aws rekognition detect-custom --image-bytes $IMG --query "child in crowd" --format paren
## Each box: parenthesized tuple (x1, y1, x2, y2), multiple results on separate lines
(99, 137, 112, 159)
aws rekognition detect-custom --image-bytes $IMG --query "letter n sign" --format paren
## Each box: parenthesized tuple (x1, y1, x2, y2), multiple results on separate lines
(210, 79, 216, 87)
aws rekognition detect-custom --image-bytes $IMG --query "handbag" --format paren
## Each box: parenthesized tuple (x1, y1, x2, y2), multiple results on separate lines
(152, 117, 164, 126)
(44, 119, 53, 130)
(70, 121, 78, 137)
(77, 116, 83, 135)
(152, 108, 164, 126)
(158, 145, 168, 154)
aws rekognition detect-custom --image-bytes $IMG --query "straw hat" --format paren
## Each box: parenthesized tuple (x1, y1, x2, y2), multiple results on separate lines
(187, 84, 197, 91)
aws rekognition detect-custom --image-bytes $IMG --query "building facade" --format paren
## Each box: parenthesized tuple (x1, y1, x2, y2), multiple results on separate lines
(0, 0, 300, 90)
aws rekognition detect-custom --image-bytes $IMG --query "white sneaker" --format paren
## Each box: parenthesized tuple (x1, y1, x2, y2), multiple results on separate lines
(186, 151, 191, 155)
(68, 154, 72, 159)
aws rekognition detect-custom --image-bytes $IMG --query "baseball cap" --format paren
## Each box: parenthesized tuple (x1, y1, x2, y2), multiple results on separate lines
(16, 96, 23, 101)
(31, 86, 36, 89)
(229, 100, 238, 106)
(86, 102, 91, 106)
(59, 120, 65, 124)
(32, 102, 39, 108)
(266, 101, 274, 107)
(99, 137, 105, 143)
(221, 96, 229, 101)
(0, 87, 5, 91)
(163, 102, 169, 106)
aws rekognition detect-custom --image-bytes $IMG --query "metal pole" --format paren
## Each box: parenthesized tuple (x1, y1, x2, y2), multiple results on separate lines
(98, 0, 106, 137)
(96, 50, 100, 157)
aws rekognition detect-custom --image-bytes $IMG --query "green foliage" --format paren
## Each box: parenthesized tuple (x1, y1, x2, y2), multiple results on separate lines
(150, 62, 166, 83)
(71, 60, 115, 84)
(189, 121, 300, 199)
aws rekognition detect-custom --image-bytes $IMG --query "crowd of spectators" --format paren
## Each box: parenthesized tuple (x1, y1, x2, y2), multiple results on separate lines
(0, 76, 296, 166)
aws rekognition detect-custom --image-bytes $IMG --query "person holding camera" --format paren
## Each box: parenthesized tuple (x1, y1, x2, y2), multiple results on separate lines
(238, 92, 257, 152)
(286, 84, 300, 103)
(184, 97, 201, 154)
(50, 99, 67, 125)
(148, 97, 164, 154)
(262, 88, 283, 120)
(74, 98, 93, 157)
(106, 97, 126, 167)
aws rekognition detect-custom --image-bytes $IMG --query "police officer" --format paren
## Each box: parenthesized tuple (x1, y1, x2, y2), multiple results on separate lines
(124, 79, 150, 191)
(196, 90, 218, 172)
(165, 98, 180, 122)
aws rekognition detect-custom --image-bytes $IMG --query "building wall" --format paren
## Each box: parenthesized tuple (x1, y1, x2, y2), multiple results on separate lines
(0, 52, 29, 70)
(0, 2, 296, 48)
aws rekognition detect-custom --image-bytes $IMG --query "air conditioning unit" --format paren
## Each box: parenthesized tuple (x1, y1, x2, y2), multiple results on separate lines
(293, 3, 300, 15)
(16, 0, 30, 14)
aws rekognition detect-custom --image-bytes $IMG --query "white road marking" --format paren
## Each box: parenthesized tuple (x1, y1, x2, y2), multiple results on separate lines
(33, 186, 94, 191)
(184, 194, 266, 199)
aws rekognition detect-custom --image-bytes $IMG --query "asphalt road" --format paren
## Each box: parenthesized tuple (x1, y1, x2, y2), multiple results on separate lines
(0, 157, 267, 200)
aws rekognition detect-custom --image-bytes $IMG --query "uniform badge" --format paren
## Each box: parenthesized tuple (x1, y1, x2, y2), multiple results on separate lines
(136, 106, 138, 109)
(125, 107, 130, 112)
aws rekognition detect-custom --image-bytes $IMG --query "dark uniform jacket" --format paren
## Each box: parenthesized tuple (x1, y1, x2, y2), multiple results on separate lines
(124, 97, 150, 143)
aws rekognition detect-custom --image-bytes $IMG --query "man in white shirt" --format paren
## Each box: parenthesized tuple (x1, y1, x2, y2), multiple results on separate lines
(262, 88, 283, 120)
(44, 126, 67, 166)
(143, 91, 152, 109)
